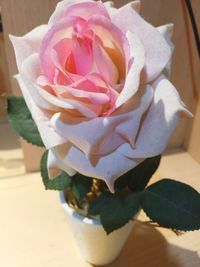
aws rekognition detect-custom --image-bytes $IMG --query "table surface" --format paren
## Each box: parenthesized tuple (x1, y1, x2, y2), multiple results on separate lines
(0, 149, 200, 267)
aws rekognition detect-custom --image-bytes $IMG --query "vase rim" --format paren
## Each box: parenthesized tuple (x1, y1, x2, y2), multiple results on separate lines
(59, 191, 101, 226)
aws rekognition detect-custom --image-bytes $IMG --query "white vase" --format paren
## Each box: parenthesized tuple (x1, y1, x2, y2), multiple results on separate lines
(59, 191, 135, 266)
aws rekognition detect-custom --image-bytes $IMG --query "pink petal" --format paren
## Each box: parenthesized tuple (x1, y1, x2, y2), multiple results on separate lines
(119, 76, 192, 159)
(10, 25, 49, 70)
(71, 34, 93, 76)
(51, 49, 82, 85)
(61, 88, 110, 105)
(86, 73, 120, 102)
(86, 73, 110, 90)
(113, 3, 172, 82)
(85, 73, 120, 112)
(93, 37, 119, 84)
(53, 69, 73, 86)
(53, 38, 72, 69)
(82, 73, 119, 109)
(65, 1, 110, 20)
(70, 78, 100, 93)
(48, 0, 110, 26)
(39, 77, 110, 105)
(37, 87, 101, 118)
(40, 16, 79, 82)
(86, 14, 130, 76)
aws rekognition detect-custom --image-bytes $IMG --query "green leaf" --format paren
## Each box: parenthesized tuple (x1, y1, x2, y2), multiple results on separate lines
(114, 155, 161, 191)
(114, 171, 130, 190)
(89, 192, 142, 234)
(142, 179, 200, 231)
(88, 192, 109, 215)
(40, 151, 71, 190)
(71, 173, 92, 200)
(128, 155, 161, 191)
(7, 96, 44, 147)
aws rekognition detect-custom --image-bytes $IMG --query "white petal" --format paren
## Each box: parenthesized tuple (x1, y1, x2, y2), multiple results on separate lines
(105, 1, 140, 17)
(130, 1, 141, 13)
(20, 53, 54, 110)
(51, 85, 153, 158)
(16, 74, 67, 149)
(48, 144, 142, 193)
(104, 1, 117, 17)
(157, 24, 174, 49)
(157, 24, 174, 79)
(119, 76, 192, 158)
(48, 147, 76, 178)
(115, 31, 145, 108)
(37, 88, 99, 118)
(113, 4, 172, 82)
(9, 25, 49, 70)
(115, 85, 154, 146)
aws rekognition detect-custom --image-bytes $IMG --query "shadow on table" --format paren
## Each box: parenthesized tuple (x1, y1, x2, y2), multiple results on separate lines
(93, 222, 200, 267)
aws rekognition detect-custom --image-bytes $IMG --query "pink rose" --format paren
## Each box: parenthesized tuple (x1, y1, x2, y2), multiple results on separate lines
(10, 0, 190, 192)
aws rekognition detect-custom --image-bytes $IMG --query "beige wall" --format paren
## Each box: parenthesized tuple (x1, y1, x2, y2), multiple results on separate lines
(0, 32, 10, 96)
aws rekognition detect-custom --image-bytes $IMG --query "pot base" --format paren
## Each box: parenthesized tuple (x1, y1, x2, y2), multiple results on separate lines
(60, 191, 134, 266)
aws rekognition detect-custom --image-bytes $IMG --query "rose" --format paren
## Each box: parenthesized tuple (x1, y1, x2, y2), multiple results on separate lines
(10, 0, 190, 192)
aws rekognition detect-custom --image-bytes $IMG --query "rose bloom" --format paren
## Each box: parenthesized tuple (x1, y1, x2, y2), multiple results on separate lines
(11, 0, 191, 192)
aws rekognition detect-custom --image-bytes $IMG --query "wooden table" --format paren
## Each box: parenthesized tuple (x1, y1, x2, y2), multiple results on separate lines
(0, 151, 200, 267)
